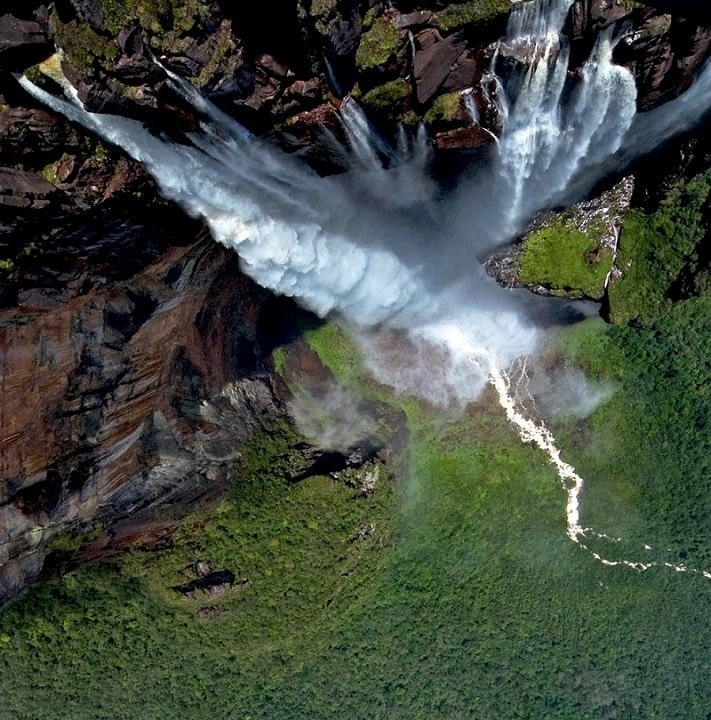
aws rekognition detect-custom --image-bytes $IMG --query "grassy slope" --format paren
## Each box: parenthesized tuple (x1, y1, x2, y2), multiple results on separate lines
(519, 218, 613, 299)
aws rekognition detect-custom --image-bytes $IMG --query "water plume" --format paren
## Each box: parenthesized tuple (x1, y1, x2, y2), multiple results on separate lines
(18, 0, 711, 579)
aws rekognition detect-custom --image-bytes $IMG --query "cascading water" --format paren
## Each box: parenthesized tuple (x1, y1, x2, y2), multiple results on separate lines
(490, 0, 638, 233)
(18, 0, 711, 578)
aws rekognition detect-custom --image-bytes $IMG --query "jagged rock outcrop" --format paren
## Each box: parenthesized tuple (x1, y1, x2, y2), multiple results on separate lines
(26, 1, 711, 150)
(2, 1, 708, 158)
(0, 13, 50, 67)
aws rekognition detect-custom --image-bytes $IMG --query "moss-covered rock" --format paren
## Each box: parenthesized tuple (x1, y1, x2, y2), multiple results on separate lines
(359, 78, 413, 121)
(355, 15, 402, 70)
(424, 90, 465, 126)
(50, 17, 119, 73)
(99, 0, 208, 36)
(518, 216, 614, 300)
(487, 178, 634, 301)
(435, 0, 512, 33)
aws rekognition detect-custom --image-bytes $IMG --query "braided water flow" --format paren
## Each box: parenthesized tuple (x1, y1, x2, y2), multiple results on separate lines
(490, 359, 711, 580)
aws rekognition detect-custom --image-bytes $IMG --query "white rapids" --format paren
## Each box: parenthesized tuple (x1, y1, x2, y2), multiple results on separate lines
(490, 360, 711, 580)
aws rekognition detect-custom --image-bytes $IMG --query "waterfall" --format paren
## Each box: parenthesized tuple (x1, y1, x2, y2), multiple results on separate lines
(491, 0, 637, 233)
(461, 88, 480, 126)
(18, 0, 710, 398)
(17, 0, 711, 574)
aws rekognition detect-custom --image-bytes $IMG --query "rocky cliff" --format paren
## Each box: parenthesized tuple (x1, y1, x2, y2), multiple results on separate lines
(1, 0, 710, 601)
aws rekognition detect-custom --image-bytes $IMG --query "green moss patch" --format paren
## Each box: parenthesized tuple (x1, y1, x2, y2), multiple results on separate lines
(519, 216, 613, 299)
(50, 17, 119, 73)
(99, 0, 207, 35)
(359, 78, 412, 120)
(435, 0, 512, 33)
(424, 91, 463, 125)
(50, 0, 209, 76)
(355, 16, 401, 70)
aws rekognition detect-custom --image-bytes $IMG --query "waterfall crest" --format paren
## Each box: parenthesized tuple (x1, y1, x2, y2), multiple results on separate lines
(492, 0, 637, 232)
(17, 0, 709, 402)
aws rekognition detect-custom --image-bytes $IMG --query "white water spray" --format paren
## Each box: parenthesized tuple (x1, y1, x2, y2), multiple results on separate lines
(490, 0, 638, 233)
(19, 0, 711, 579)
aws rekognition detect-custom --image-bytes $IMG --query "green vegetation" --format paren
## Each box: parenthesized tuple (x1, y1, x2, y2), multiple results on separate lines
(0, 412, 396, 720)
(310, 0, 338, 17)
(424, 91, 463, 125)
(98, 0, 207, 35)
(40, 159, 61, 186)
(435, 0, 512, 33)
(2, 310, 710, 719)
(309, 0, 340, 37)
(608, 169, 711, 323)
(552, 299, 711, 566)
(519, 216, 613, 299)
(302, 322, 368, 391)
(360, 79, 412, 120)
(50, 17, 119, 73)
(355, 16, 401, 70)
(50, 0, 209, 75)
(46, 526, 102, 556)
(194, 29, 238, 87)
(2, 164, 711, 718)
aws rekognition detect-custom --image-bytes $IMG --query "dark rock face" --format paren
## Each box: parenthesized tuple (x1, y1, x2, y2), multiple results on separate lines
(639, 0, 711, 22)
(0, 106, 79, 165)
(0, 223, 284, 601)
(413, 29, 468, 104)
(569, 1, 711, 111)
(0, 14, 50, 68)
(619, 13, 711, 111)
(0, 167, 59, 210)
(0, 99, 288, 601)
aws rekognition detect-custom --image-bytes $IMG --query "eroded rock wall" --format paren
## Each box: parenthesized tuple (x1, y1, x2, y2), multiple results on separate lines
(0, 226, 286, 599)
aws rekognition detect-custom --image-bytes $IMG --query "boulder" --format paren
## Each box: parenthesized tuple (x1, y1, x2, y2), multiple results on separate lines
(0, 106, 78, 163)
(413, 30, 468, 104)
(0, 167, 60, 209)
(68, 0, 106, 32)
(0, 14, 49, 67)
